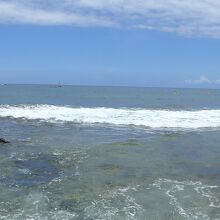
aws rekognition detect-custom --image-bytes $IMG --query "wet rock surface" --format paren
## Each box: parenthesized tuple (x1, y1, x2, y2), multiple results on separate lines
(0, 138, 10, 144)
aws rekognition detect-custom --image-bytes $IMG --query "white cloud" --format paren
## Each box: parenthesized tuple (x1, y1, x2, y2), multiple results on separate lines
(1, 0, 220, 37)
(186, 76, 220, 85)
(216, 79, 220, 84)
(0, 1, 115, 26)
(195, 76, 211, 84)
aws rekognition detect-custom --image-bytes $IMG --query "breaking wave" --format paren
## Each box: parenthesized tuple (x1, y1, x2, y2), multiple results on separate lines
(0, 105, 220, 130)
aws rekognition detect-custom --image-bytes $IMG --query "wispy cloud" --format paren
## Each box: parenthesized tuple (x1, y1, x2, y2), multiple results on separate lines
(1, 0, 220, 37)
(0, 1, 115, 26)
(186, 75, 220, 85)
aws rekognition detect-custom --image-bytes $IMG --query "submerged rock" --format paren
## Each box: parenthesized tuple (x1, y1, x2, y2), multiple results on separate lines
(0, 138, 10, 144)
(13, 157, 59, 187)
(60, 199, 79, 212)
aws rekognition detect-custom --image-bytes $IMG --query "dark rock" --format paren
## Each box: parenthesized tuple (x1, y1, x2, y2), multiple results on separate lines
(0, 138, 10, 144)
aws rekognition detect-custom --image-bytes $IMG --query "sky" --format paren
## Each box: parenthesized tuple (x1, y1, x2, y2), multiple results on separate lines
(0, 0, 220, 88)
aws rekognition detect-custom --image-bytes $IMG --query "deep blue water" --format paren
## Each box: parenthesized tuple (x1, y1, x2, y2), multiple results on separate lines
(1, 84, 220, 109)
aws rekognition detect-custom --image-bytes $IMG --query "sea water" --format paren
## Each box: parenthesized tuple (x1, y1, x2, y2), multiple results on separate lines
(0, 85, 219, 220)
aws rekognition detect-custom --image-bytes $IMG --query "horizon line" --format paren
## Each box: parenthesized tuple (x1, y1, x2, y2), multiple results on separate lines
(1, 83, 220, 91)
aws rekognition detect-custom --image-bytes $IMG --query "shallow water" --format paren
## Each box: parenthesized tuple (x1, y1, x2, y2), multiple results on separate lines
(0, 85, 220, 220)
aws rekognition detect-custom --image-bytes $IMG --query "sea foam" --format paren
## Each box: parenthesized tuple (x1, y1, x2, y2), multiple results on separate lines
(151, 179, 220, 220)
(0, 105, 220, 130)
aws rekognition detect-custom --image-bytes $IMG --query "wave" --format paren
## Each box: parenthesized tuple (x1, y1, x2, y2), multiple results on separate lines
(0, 105, 220, 130)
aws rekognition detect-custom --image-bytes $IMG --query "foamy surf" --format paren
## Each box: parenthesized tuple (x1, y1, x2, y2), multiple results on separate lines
(151, 179, 220, 220)
(0, 105, 220, 130)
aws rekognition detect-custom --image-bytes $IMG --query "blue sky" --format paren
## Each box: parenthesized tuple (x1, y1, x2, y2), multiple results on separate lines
(0, 0, 220, 88)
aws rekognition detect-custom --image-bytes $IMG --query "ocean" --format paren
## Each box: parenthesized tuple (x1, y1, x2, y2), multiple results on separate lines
(0, 85, 219, 220)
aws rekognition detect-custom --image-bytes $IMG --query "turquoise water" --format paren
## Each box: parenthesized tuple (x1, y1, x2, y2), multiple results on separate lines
(0, 85, 220, 220)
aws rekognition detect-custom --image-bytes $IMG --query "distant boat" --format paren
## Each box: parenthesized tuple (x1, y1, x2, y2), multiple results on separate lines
(57, 81, 62, 87)
(173, 90, 180, 96)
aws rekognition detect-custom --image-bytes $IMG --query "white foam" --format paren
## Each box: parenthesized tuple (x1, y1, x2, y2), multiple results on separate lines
(0, 192, 78, 220)
(84, 187, 145, 220)
(152, 179, 220, 220)
(1, 105, 220, 130)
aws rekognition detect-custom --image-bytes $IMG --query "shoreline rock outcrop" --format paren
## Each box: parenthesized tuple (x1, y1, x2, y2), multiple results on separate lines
(0, 138, 10, 144)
